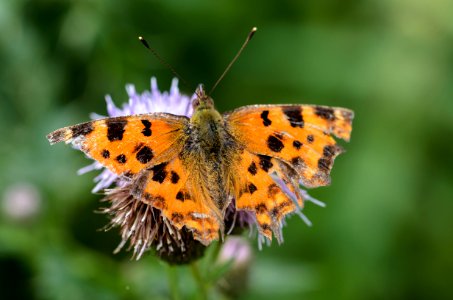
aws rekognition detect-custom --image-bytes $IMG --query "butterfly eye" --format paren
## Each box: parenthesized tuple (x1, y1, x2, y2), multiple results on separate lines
(192, 98, 201, 108)
(205, 97, 214, 108)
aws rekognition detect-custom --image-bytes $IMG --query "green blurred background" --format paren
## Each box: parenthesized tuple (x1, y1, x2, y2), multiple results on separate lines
(1, 0, 452, 299)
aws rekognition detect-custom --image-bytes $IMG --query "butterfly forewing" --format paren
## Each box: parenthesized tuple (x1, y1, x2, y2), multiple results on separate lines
(224, 104, 354, 188)
(47, 113, 189, 177)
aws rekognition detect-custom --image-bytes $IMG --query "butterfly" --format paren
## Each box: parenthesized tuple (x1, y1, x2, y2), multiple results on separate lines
(47, 84, 353, 246)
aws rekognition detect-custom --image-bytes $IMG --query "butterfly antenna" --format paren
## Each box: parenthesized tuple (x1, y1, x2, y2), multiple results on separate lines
(138, 36, 191, 89)
(209, 27, 257, 95)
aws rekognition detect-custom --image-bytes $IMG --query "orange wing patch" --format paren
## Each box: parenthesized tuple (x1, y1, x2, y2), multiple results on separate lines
(47, 113, 188, 177)
(131, 157, 220, 245)
(233, 150, 306, 242)
(225, 105, 353, 187)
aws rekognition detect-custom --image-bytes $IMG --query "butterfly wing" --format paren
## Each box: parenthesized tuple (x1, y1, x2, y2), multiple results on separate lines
(131, 157, 220, 245)
(47, 113, 189, 177)
(224, 104, 353, 188)
(232, 150, 306, 242)
(48, 113, 220, 244)
(225, 104, 353, 241)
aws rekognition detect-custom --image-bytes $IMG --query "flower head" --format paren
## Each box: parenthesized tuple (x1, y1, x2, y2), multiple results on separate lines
(101, 184, 205, 262)
(216, 236, 253, 297)
(2, 182, 41, 221)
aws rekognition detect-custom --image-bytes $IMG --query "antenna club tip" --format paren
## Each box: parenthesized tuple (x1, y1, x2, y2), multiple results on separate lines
(248, 27, 257, 40)
(138, 36, 150, 49)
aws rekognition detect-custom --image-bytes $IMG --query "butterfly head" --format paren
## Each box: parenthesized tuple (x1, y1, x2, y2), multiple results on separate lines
(192, 84, 214, 110)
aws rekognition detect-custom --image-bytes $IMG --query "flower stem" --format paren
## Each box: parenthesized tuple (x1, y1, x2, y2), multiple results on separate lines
(166, 264, 180, 300)
(190, 261, 207, 300)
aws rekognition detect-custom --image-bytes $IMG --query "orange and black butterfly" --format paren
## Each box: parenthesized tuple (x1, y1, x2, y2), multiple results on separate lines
(47, 85, 353, 245)
(47, 28, 353, 246)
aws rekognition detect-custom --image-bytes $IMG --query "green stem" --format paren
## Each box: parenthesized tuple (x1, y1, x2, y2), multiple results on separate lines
(211, 241, 222, 265)
(190, 261, 207, 300)
(166, 264, 180, 300)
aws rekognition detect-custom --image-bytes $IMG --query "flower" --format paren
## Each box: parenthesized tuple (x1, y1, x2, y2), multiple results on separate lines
(216, 236, 253, 297)
(2, 182, 41, 221)
(100, 184, 205, 263)
(217, 236, 252, 269)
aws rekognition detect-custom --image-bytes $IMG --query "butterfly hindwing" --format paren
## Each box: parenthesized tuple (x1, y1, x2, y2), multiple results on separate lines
(131, 157, 220, 245)
(233, 150, 305, 242)
(225, 105, 353, 188)
(47, 113, 189, 177)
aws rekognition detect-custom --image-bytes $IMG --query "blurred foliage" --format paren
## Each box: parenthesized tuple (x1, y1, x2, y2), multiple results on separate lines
(1, 0, 453, 299)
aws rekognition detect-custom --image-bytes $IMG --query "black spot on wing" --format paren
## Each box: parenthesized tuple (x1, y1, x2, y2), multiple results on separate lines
(106, 118, 127, 141)
(258, 155, 273, 172)
(315, 106, 336, 121)
(71, 122, 94, 138)
(293, 140, 302, 150)
(267, 183, 279, 198)
(271, 201, 292, 217)
(141, 119, 152, 137)
(307, 135, 314, 143)
(136, 146, 154, 164)
(318, 158, 331, 172)
(248, 162, 257, 175)
(176, 190, 191, 201)
(140, 192, 168, 209)
(171, 212, 184, 223)
(248, 183, 258, 194)
(151, 163, 168, 183)
(283, 106, 304, 128)
(260, 110, 272, 126)
(317, 145, 341, 173)
(267, 135, 284, 152)
(260, 223, 271, 232)
(255, 203, 267, 213)
(270, 207, 280, 217)
(170, 171, 180, 184)
(323, 145, 337, 158)
(101, 149, 110, 158)
(291, 156, 305, 167)
(150, 195, 166, 209)
(116, 154, 127, 164)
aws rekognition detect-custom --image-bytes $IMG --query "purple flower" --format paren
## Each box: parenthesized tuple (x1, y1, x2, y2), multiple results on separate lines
(216, 236, 253, 297)
(218, 236, 252, 268)
(2, 182, 41, 221)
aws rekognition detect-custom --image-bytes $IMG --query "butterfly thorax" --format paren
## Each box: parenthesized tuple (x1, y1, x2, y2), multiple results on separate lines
(191, 108, 223, 152)
(189, 87, 226, 154)
(178, 91, 241, 218)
